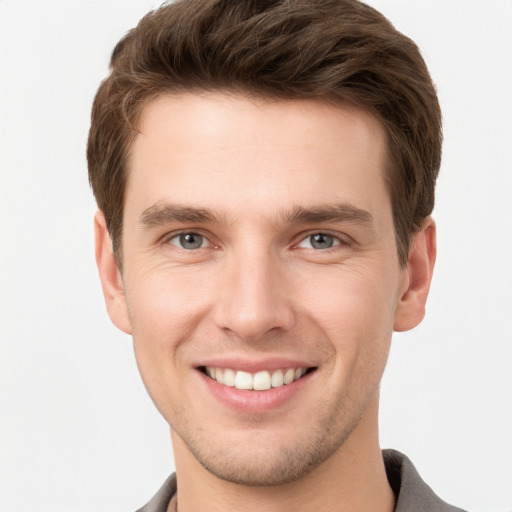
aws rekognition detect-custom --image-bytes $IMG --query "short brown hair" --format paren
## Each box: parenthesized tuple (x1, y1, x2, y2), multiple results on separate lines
(87, 0, 442, 266)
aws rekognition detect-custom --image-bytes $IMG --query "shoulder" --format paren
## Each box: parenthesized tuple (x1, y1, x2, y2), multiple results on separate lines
(383, 449, 467, 512)
(135, 474, 177, 512)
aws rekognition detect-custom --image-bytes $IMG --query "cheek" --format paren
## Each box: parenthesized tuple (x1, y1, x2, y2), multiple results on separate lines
(124, 266, 216, 403)
(296, 262, 400, 390)
(126, 263, 215, 339)
(299, 263, 400, 341)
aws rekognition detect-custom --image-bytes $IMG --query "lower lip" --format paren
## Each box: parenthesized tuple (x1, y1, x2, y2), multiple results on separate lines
(198, 370, 314, 413)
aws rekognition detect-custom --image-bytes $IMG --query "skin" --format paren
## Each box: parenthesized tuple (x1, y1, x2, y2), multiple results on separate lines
(95, 93, 436, 512)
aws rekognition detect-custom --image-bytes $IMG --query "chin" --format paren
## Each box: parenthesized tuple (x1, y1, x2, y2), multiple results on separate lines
(175, 412, 358, 487)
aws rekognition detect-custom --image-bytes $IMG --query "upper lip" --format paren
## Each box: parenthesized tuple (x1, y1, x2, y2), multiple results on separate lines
(195, 356, 317, 373)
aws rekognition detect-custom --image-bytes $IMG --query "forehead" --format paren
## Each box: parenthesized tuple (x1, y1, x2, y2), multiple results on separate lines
(126, 93, 390, 225)
(132, 93, 386, 163)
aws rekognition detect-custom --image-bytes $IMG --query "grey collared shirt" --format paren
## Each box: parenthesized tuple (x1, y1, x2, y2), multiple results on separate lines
(136, 449, 467, 512)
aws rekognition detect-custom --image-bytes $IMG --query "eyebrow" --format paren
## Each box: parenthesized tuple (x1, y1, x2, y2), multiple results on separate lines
(282, 204, 373, 226)
(139, 203, 220, 227)
(139, 202, 373, 228)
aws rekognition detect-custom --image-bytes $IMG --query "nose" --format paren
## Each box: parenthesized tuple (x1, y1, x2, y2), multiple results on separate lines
(213, 249, 295, 341)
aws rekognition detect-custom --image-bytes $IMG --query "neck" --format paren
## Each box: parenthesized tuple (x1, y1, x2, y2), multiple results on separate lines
(169, 396, 395, 512)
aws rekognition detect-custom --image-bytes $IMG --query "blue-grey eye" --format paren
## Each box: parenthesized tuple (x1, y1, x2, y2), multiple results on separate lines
(169, 233, 206, 250)
(310, 233, 334, 249)
(298, 233, 340, 250)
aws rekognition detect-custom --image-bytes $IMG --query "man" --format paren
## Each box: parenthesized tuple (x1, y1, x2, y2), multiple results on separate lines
(87, 1, 465, 510)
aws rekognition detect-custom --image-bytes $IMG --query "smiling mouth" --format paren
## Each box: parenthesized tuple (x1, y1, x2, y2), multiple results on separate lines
(199, 366, 316, 391)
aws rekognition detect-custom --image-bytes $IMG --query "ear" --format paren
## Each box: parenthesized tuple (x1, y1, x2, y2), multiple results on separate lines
(394, 217, 437, 332)
(94, 210, 132, 334)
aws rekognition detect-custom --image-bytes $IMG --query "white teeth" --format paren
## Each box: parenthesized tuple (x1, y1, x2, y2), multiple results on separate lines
(223, 368, 236, 387)
(215, 368, 224, 385)
(253, 371, 271, 390)
(235, 370, 253, 390)
(283, 368, 295, 384)
(271, 369, 284, 388)
(294, 368, 306, 380)
(205, 366, 309, 390)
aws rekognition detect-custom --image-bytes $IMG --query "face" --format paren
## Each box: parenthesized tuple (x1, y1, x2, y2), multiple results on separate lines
(97, 93, 432, 486)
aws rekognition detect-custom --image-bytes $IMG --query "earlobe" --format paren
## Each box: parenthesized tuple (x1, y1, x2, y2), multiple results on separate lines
(394, 217, 437, 332)
(94, 211, 132, 334)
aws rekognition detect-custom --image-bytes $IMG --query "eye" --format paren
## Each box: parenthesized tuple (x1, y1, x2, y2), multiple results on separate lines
(168, 232, 208, 250)
(297, 233, 341, 250)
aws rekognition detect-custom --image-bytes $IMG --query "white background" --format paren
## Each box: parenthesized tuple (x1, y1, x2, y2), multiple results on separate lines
(1, 1, 511, 511)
